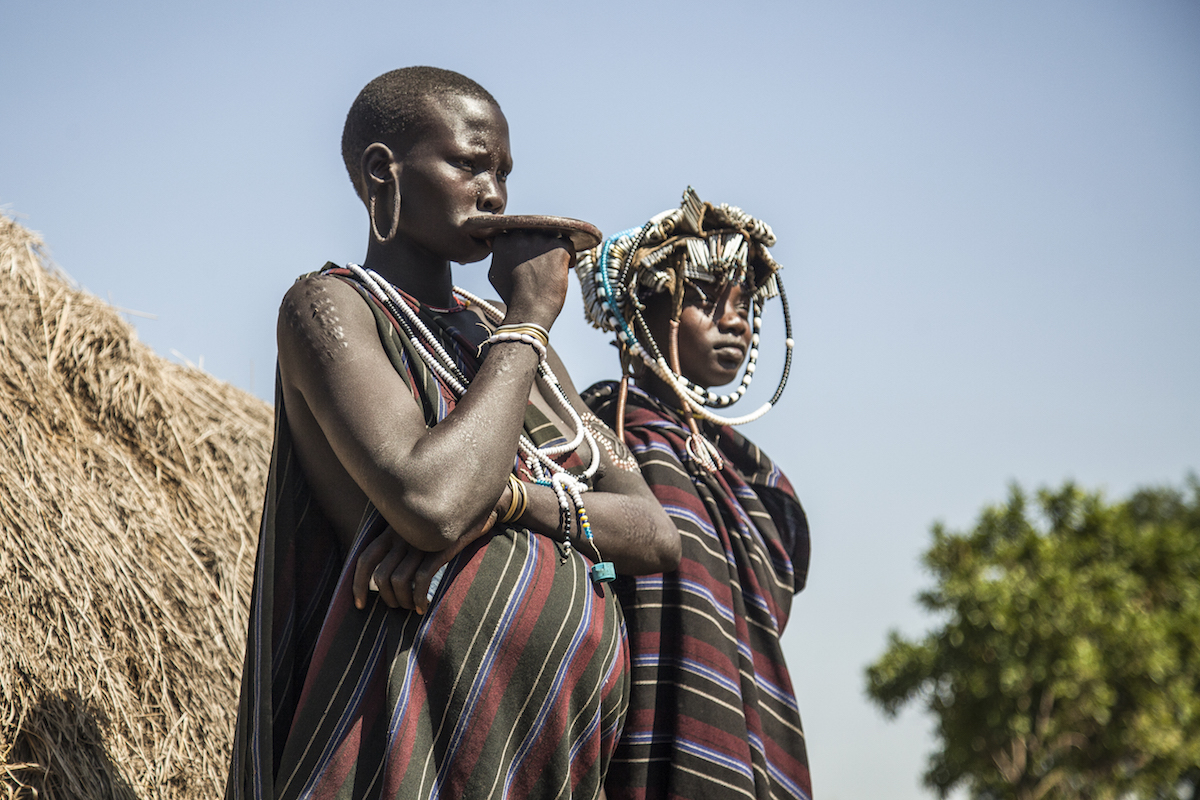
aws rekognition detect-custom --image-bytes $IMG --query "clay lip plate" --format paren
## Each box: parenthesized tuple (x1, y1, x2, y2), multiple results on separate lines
(463, 214, 603, 252)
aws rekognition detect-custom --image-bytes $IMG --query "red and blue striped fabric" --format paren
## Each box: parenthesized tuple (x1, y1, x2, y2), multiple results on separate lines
(584, 382, 812, 800)
(226, 268, 629, 800)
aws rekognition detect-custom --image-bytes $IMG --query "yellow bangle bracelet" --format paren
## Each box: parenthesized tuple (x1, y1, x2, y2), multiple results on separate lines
(494, 323, 549, 350)
(500, 474, 527, 524)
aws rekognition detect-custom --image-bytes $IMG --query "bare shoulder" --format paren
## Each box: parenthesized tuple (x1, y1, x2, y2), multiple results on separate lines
(278, 273, 377, 368)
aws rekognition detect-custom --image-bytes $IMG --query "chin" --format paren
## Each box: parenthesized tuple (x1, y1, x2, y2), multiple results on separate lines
(452, 241, 493, 265)
(711, 365, 743, 384)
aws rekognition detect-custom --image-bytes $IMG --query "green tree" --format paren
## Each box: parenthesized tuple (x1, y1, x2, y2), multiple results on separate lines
(866, 478, 1200, 800)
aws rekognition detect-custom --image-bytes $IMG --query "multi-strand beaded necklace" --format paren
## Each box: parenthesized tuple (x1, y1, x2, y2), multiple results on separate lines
(339, 263, 616, 584)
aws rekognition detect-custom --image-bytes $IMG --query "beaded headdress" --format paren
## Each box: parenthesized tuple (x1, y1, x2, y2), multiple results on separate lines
(575, 187, 794, 470)
(578, 186, 781, 328)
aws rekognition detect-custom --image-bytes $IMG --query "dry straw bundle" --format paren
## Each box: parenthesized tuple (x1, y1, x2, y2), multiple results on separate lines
(0, 212, 272, 798)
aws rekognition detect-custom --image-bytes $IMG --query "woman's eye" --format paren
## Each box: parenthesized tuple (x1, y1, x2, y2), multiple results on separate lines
(686, 284, 712, 306)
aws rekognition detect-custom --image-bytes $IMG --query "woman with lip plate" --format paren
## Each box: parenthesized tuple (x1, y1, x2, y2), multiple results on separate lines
(226, 67, 681, 800)
(579, 187, 814, 800)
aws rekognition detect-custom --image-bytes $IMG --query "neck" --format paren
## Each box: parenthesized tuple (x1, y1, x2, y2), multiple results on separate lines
(634, 372, 700, 413)
(362, 236, 456, 308)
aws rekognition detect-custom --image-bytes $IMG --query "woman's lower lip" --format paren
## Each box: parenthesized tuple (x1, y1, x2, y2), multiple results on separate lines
(716, 347, 746, 362)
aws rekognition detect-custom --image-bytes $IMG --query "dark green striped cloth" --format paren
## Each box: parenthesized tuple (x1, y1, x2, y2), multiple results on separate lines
(226, 268, 629, 800)
(585, 382, 812, 800)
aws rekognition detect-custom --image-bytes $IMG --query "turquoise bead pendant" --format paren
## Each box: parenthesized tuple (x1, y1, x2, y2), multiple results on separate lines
(591, 561, 616, 583)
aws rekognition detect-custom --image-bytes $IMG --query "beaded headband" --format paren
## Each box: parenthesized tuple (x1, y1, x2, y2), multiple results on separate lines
(575, 188, 794, 444)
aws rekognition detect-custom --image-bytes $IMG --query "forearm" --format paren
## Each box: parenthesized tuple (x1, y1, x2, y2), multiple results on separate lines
(373, 338, 542, 549)
(280, 272, 570, 555)
(514, 483, 681, 575)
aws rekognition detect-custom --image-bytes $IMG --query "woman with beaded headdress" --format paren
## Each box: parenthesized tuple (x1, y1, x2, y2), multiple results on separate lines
(579, 187, 813, 800)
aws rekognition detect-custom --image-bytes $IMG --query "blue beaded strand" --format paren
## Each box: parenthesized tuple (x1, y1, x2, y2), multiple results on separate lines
(595, 227, 644, 349)
(578, 508, 616, 583)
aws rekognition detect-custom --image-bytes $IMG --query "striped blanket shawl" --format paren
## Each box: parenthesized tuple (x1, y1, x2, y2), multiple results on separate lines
(584, 382, 812, 800)
(226, 268, 629, 800)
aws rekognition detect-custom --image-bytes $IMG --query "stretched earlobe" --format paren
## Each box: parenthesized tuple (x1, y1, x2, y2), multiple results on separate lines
(369, 163, 402, 244)
(363, 144, 402, 244)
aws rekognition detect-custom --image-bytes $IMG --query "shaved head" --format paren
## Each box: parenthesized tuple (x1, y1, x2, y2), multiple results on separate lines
(341, 66, 499, 198)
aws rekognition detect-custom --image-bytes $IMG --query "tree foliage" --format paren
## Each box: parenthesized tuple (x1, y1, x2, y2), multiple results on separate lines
(866, 477, 1200, 800)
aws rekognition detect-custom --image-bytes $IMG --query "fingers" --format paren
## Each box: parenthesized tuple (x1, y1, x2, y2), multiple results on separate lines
(354, 512, 505, 615)
(412, 554, 449, 616)
(352, 527, 423, 610)
(387, 547, 425, 610)
(489, 232, 572, 325)
(491, 229, 571, 262)
(353, 532, 395, 610)
(371, 544, 407, 608)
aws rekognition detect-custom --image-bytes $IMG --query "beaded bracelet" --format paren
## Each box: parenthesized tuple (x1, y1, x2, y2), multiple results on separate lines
(486, 330, 548, 359)
(493, 322, 549, 350)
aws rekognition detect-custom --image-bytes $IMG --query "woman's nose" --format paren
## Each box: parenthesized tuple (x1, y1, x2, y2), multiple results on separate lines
(477, 174, 506, 213)
(718, 300, 749, 334)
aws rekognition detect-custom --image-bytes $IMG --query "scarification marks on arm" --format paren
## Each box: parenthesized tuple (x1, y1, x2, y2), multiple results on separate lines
(282, 279, 352, 366)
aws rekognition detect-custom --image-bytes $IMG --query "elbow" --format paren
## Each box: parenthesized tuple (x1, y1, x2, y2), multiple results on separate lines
(655, 526, 683, 572)
(603, 505, 681, 576)
(643, 509, 682, 572)
(379, 511, 451, 552)
(625, 528, 681, 575)
(407, 524, 459, 553)
(382, 487, 485, 552)
(421, 508, 486, 552)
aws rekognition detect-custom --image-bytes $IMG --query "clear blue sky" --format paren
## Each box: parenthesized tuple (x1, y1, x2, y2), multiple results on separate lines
(3, 1, 1198, 797)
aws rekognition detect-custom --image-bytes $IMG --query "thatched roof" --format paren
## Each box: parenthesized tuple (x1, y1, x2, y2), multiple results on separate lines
(0, 212, 272, 798)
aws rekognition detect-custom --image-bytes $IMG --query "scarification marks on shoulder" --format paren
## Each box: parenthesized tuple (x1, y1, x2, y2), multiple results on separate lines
(283, 278, 351, 365)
